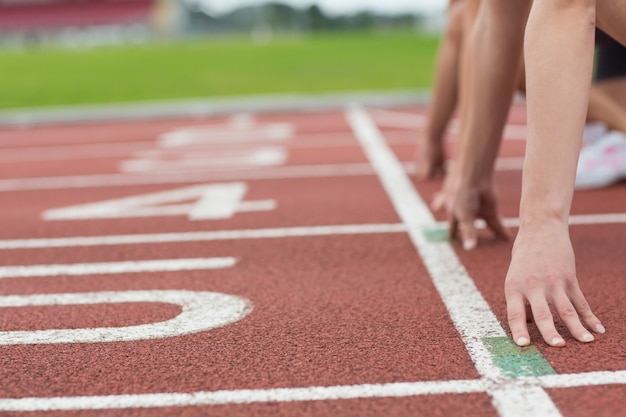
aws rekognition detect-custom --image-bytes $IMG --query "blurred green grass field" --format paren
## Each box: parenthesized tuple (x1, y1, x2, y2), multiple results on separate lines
(0, 30, 439, 110)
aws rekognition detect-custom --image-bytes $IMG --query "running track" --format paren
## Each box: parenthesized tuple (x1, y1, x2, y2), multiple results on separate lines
(0, 103, 625, 416)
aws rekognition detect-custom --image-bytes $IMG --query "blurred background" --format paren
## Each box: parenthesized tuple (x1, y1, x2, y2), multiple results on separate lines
(0, 0, 446, 110)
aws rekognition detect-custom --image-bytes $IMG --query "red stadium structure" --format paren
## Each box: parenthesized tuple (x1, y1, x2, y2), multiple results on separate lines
(0, 0, 156, 32)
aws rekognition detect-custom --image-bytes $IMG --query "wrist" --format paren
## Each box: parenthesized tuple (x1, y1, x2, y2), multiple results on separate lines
(515, 214, 570, 247)
(519, 200, 570, 230)
(453, 146, 496, 187)
(456, 172, 493, 191)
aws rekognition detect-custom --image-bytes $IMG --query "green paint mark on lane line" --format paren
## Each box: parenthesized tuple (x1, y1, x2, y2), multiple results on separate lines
(493, 355, 556, 378)
(422, 227, 450, 242)
(482, 336, 543, 356)
(482, 337, 556, 378)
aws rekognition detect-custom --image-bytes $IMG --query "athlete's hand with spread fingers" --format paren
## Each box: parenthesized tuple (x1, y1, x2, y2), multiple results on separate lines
(431, 175, 509, 250)
(505, 223, 605, 347)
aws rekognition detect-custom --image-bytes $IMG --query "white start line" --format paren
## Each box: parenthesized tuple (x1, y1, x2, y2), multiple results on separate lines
(1, 212, 625, 250)
(1, 371, 625, 412)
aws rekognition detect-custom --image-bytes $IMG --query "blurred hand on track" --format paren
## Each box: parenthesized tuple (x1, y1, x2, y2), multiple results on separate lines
(505, 225, 605, 347)
(431, 175, 508, 250)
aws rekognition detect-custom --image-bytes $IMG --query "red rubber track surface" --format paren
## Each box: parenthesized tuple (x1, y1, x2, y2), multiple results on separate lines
(0, 104, 624, 416)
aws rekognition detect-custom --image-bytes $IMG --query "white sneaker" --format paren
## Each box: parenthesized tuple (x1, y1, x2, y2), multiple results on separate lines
(576, 130, 626, 189)
(582, 121, 608, 146)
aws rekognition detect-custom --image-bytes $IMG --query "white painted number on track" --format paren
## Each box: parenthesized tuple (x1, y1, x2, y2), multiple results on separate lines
(158, 122, 293, 147)
(119, 122, 292, 173)
(43, 182, 276, 221)
(119, 147, 288, 173)
(0, 290, 252, 345)
(0, 257, 251, 344)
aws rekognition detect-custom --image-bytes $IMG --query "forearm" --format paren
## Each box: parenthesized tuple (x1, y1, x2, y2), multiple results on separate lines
(455, 0, 529, 186)
(505, 0, 606, 348)
(425, 1, 464, 144)
(596, 78, 626, 110)
(521, 0, 596, 228)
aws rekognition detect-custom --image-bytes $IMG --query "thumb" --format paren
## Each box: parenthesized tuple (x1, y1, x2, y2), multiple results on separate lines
(431, 191, 446, 212)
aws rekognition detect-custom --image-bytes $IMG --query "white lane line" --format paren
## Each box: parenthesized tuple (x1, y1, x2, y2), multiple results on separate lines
(0, 158, 528, 193)
(494, 157, 524, 171)
(0, 132, 404, 164)
(1, 211, 623, 250)
(0, 141, 153, 162)
(346, 106, 562, 417)
(0, 379, 487, 411)
(435, 212, 626, 230)
(0, 258, 236, 279)
(369, 108, 428, 129)
(0, 133, 354, 163)
(0, 163, 376, 192)
(535, 370, 626, 388)
(2, 370, 625, 411)
(369, 108, 528, 140)
(0, 133, 524, 163)
(228, 113, 255, 127)
(0, 223, 407, 250)
(555, 213, 626, 226)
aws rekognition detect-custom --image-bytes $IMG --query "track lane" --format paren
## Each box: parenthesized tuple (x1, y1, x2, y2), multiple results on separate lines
(0, 104, 624, 416)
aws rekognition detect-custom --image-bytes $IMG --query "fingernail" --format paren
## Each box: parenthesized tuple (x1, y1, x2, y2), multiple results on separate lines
(581, 332, 594, 342)
(463, 239, 476, 251)
(516, 336, 529, 346)
(551, 337, 565, 346)
(595, 323, 606, 334)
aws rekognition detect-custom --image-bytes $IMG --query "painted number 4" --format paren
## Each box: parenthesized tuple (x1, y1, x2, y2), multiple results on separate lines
(43, 182, 276, 221)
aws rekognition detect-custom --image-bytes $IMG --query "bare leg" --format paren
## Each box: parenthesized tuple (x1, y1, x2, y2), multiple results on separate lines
(417, 0, 465, 180)
(593, 26, 626, 109)
(587, 27, 626, 131)
(587, 84, 626, 133)
(595, 78, 626, 110)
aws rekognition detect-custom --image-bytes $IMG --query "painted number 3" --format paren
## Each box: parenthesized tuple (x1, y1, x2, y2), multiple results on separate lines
(0, 258, 252, 345)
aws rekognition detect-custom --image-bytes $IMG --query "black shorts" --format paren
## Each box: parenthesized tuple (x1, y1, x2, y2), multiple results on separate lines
(595, 29, 626, 82)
